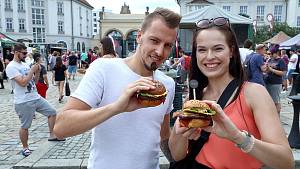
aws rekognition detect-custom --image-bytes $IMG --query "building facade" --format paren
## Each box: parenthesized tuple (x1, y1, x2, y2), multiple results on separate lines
(0, 0, 93, 54)
(177, 0, 300, 27)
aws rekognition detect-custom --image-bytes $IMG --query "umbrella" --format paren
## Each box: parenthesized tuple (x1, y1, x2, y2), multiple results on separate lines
(280, 33, 300, 47)
(264, 31, 291, 44)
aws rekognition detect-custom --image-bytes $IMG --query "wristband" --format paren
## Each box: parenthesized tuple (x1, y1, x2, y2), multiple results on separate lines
(235, 130, 255, 153)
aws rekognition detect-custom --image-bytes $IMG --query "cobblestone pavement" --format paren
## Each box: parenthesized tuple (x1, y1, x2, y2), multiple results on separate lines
(0, 72, 299, 168)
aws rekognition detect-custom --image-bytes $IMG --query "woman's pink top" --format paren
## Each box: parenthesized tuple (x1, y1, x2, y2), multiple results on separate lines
(196, 84, 263, 169)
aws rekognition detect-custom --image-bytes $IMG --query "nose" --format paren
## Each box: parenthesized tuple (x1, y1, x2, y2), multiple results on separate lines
(207, 49, 214, 59)
(155, 44, 164, 57)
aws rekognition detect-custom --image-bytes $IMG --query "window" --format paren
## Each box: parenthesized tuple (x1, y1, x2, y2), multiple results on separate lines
(188, 6, 193, 12)
(94, 29, 97, 32)
(6, 18, 13, 31)
(299, 0, 300, 7)
(18, 0, 25, 11)
(94, 18, 96, 22)
(57, 2, 64, 15)
(274, 5, 282, 22)
(33, 27, 45, 43)
(19, 19, 26, 32)
(240, 6, 247, 14)
(32, 0, 44, 7)
(79, 7, 82, 19)
(256, 5, 265, 22)
(80, 24, 82, 35)
(195, 5, 205, 10)
(297, 16, 300, 27)
(223, 6, 231, 12)
(58, 21, 64, 34)
(93, 24, 97, 27)
(5, 0, 12, 10)
(93, 13, 96, 16)
(32, 8, 45, 25)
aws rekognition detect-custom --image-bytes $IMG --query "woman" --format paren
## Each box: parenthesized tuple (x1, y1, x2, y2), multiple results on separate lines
(52, 56, 67, 103)
(33, 53, 49, 98)
(264, 45, 287, 114)
(168, 17, 293, 169)
(100, 36, 117, 58)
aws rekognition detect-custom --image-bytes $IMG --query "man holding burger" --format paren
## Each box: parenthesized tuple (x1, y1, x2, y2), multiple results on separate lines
(54, 8, 181, 169)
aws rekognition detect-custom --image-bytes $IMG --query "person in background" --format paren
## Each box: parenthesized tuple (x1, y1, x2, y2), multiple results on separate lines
(33, 53, 49, 98)
(169, 17, 293, 169)
(264, 45, 287, 114)
(49, 51, 58, 85)
(53, 8, 181, 169)
(52, 57, 67, 103)
(67, 51, 78, 80)
(6, 43, 63, 157)
(100, 36, 117, 58)
(281, 50, 289, 92)
(287, 49, 298, 86)
(0, 58, 4, 89)
(25, 53, 34, 67)
(80, 51, 88, 69)
(171, 48, 191, 84)
(239, 39, 253, 63)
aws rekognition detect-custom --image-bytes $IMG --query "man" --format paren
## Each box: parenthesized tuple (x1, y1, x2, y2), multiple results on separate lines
(54, 8, 181, 169)
(239, 39, 253, 63)
(67, 51, 78, 80)
(287, 49, 298, 86)
(171, 48, 191, 84)
(244, 44, 267, 86)
(5, 44, 63, 157)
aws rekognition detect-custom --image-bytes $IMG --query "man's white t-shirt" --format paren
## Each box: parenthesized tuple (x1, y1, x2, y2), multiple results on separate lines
(239, 48, 253, 63)
(72, 58, 175, 169)
(288, 53, 298, 70)
(6, 61, 40, 104)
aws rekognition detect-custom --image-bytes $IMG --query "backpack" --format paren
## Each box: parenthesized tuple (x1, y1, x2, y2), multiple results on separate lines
(183, 56, 191, 72)
(243, 52, 254, 80)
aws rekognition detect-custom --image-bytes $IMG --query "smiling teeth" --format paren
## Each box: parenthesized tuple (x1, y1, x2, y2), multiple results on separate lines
(206, 64, 218, 68)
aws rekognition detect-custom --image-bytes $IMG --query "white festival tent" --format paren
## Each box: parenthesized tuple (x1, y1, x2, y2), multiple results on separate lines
(280, 33, 300, 48)
(181, 5, 252, 25)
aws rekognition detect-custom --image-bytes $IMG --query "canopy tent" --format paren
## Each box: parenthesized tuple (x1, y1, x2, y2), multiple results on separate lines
(264, 31, 291, 44)
(0, 33, 18, 48)
(280, 33, 300, 47)
(181, 5, 252, 25)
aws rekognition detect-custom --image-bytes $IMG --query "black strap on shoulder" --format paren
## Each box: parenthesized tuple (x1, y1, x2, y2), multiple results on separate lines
(193, 78, 240, 151)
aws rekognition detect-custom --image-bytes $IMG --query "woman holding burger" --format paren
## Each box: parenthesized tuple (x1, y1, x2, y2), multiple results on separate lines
(168, 17, 294, 169)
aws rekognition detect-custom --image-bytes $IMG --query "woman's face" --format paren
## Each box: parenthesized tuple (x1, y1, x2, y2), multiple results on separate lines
(195, 28, 232, 79)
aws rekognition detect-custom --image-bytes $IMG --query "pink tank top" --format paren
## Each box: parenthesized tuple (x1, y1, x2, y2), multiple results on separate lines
(196, 84, 263, 169)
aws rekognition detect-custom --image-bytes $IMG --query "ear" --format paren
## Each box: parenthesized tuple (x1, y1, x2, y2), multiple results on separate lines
(136, 29, 142, 44)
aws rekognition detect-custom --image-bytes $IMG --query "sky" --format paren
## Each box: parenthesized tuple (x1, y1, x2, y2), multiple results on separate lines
(86, 0, 180, 14)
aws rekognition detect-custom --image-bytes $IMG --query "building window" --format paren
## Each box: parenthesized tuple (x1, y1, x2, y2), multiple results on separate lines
(31, 0, 44, 7)
(80, 24, 82, 36)
(188, 6, 193, 12)
(94, 29, 97, 32)
(93, 24, 97, 27)
(223, 6, 231, 12)
(240, 6, 247, 14)
(77, 42, 81, 52)
(79, 7, 82, 19)
(299, 0, 300, 7)
(5, 0, 12, 10)
(6, 18, 13, 31)
(274, 5, 282, 22)
(57, 2, 64, 15)
(195, 5, 205, 10)
(297, 16, 300, 27)
(19, 19, 26, 32)
(18, 0, 25, 12)
(94, 18, 97, 22)
(32, 8, 45, 25)
(33, 27, 45, 43)
(256, 5, 265, 22)
(93, 13, 96, 16)
(58, 21, 64, 34)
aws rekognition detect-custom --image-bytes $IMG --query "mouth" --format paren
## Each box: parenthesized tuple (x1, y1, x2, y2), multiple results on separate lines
(204, 63, 219, 69)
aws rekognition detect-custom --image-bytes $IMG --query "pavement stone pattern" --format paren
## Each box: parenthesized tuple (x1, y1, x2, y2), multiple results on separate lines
(0, 71, 299, 168)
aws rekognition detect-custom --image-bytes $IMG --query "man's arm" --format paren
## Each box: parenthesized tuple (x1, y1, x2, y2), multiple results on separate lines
(160, 114, 174, 162)
(13, 64, 39, 87)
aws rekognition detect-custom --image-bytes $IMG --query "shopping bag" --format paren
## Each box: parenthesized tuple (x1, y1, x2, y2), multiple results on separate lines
(65, 80, 71, 96)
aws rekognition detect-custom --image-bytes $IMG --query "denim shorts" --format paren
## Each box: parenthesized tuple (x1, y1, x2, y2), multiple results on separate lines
(14, 98, 56, 129)
(68, 65, 77, 74)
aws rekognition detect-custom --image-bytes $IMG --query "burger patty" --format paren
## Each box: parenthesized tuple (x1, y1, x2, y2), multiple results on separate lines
(137, 95, 166, 101)
(178, 112, 212, 120)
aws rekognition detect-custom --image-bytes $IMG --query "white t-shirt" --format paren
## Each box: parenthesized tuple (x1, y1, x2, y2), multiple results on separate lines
(72, 58, 175, 169)
(288, 53, 298, 70)
(239, 48, 253, 63)
(6, 61, 40, 104)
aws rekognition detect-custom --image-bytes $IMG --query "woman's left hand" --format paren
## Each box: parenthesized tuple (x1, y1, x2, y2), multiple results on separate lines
(201, 100, 241, 141)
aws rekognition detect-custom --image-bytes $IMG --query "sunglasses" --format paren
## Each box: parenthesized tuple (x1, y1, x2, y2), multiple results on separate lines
(18, 51, 28, 55)
(196, 17, 230, 29)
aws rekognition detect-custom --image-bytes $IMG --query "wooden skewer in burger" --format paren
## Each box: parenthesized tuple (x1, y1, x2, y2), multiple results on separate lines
(175, 80, 216, 128)
(136, 62, 168, 107)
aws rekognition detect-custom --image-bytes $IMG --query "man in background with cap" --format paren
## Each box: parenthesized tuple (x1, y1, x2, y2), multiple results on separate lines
(244, 44, 267, 86)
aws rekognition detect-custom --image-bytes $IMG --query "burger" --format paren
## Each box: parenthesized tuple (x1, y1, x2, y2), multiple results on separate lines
(175, 100, 216, 128)
(136, 80, 167, 107)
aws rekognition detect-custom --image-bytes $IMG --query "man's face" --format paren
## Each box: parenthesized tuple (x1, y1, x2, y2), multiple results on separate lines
(16, 50, 27, 62)
(136, 18, 177, 71)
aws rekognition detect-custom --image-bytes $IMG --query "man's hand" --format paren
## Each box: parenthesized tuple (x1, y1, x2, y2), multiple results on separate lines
(112, 77, 156, 114)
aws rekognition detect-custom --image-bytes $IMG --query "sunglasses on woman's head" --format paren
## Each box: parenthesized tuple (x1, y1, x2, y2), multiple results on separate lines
(196, 17, 230, 29)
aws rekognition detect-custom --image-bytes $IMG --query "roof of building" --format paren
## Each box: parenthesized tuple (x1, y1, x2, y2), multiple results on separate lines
(79, 0, 94, 9)
(189, 0, 213, 4)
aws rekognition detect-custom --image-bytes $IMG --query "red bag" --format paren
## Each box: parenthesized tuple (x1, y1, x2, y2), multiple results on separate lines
(184, 56, 191, 71)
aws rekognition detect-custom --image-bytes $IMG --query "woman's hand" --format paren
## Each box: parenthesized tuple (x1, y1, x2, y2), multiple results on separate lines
(173, 118, 201, 140)
(201, 100, 241, 142)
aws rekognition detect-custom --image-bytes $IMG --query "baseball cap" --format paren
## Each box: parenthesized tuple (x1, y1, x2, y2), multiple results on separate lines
(255, 44, 265, 50)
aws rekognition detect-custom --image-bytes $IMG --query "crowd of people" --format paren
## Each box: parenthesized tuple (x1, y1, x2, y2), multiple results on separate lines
(0, 7, 298, 169)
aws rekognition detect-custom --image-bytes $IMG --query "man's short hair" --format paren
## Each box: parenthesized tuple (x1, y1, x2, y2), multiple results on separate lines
(141, 7, 181, 32)
(243, 39, 253, 49)
(13, 43, 26, 52)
